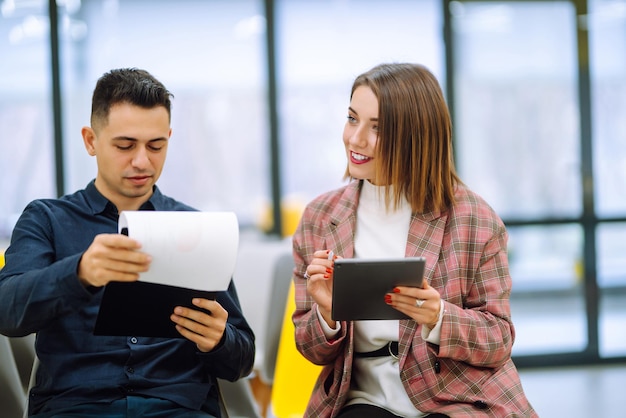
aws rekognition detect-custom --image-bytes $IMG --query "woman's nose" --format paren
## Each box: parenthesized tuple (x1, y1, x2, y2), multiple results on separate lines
(348, 126, 368, 147)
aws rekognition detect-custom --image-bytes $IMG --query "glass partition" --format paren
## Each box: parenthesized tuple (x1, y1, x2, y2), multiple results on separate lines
(276, 0, 443, 204)
(0, 1, 55, 240)
(451, 1, 580, 220)
(60, 0, 268, 227)
(589, 0, 626, 217)
(507, 224, 587, 355)
(588, 0, 626, 358)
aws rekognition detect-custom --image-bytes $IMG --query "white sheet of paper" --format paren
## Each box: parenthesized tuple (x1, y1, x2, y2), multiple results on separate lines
(118, 211, 239, 291)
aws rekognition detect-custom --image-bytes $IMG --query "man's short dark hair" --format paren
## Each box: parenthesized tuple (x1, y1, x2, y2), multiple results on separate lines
(90, 68, 173, 130)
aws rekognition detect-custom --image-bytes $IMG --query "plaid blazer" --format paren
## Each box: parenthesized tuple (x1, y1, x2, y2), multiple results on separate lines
(292, 180, 537, 417)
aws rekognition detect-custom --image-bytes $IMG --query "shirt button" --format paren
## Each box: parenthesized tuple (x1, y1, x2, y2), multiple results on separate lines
(130, 337, 138, 344)
(127, 367, 134, 374)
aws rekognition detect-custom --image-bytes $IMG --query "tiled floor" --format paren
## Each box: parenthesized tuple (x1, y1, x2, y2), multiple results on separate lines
(518, 363, 626, 418)
(261, 363, 626, 418)
(6, 357, 625, 418)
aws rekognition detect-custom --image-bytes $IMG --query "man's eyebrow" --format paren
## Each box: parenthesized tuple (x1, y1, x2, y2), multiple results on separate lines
(112, 136, 168, 142)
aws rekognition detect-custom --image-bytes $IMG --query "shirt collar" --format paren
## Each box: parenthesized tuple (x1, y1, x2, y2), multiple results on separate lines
(85, 180, 159, 217)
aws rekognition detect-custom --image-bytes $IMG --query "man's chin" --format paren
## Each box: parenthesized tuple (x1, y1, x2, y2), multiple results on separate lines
(123, 184, 154, 199)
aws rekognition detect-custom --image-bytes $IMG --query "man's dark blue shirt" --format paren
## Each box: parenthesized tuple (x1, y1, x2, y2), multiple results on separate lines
(0, 181, 255, 416)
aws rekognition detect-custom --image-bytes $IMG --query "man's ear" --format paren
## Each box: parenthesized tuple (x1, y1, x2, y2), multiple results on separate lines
(82, 126, 96, 156)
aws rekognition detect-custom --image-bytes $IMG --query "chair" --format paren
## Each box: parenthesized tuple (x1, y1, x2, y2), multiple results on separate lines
(1, 251, 28, 418)
(9, 334, 36, 391)
(22, 355, 38, 418)
(231, 239, 292, 415)
(270, 282, 322, 418)
(250, 253, 296, 406)
(1, 335, 26, 418)
(258, 253, 295, 383)
(217, 378, 262, 418)
(233, 238, 292, 371)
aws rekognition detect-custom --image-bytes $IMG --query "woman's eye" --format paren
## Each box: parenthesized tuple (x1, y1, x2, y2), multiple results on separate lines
(347, 115, 356, 123)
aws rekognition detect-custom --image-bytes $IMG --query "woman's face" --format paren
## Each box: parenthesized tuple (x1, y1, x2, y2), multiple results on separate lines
(343, 85, 379, 181)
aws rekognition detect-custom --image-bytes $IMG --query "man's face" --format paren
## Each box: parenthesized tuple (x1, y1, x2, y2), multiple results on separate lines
(82, 102, 172, 212)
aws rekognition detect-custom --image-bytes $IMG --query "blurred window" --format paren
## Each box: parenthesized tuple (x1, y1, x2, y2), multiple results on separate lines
(589, 0, 626, 359)
(507, 225, 586, 356)
(276, 0, 443, 204)
(589, 0, 626, 217)
(61, 0, 268, 227)
(0, 0, 55, 239)
(452, 1, 580, 220)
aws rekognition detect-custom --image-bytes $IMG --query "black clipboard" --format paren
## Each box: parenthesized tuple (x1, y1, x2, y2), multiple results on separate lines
(331, 257, 426, 321)
(93, 281, 216, 338)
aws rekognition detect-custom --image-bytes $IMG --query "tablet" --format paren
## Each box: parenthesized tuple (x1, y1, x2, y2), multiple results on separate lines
(94, 281, 216, 338)
(331, 257, 426, 321)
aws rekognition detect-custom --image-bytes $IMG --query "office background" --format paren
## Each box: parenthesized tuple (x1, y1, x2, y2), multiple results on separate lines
(0, 0, 624, 373)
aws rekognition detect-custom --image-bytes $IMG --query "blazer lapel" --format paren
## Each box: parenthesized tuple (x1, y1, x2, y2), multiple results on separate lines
(325, 180, 362, 260)
(399, 207, 449, 360)
(404, 209, 447, 286)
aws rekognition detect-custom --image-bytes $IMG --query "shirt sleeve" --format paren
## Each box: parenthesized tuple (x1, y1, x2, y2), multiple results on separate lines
(316, 304, 342, 338)
(197, 279, 256, 381)
(0, 202, 92, 336)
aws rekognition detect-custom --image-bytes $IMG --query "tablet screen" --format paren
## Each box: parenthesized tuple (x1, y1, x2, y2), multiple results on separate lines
(331, 257, 426, 321)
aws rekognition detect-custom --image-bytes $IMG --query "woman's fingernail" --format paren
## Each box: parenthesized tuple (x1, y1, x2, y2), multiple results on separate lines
(324, 273, 330, 278)
(385, 295, 392, 304)
(393, 287, 400, 293)
(326, 267, 332, 273)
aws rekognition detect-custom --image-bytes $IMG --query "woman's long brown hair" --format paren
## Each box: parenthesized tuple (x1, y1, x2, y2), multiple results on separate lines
(346, 63, 460, 213)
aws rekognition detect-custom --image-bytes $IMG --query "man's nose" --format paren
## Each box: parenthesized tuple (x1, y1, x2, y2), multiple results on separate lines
(131, 147, 150, 169)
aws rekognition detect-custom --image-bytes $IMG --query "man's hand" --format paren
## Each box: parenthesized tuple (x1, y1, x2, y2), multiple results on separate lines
(170, 298, 228, 352)
(78, 233, 151, 287)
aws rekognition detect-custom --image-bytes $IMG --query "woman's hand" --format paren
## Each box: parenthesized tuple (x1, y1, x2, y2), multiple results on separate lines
(385, 280, 441, 327)
(304, 249, 338, 327)
(170, 298, 228, 352)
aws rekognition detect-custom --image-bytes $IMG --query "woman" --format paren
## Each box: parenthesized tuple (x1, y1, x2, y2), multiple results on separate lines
(292, 63, 537, 417)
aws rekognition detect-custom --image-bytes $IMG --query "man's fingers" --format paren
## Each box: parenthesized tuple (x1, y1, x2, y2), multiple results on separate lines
(93, 233, 143, 250)
(106, 247, 151, 266)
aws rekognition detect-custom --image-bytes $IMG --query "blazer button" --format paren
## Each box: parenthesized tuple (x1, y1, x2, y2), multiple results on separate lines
(434, 360, 441, 374)
(474, 400, 488, 409)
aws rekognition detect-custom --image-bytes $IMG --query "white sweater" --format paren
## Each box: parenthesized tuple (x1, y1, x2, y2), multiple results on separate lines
(346, 180, 423, 417)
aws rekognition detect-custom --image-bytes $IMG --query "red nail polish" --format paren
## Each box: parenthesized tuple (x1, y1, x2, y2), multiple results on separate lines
(385, 295, 392, 304)
(324, 273, 330, 278)
(393, 287, 400, 293)
(326, 267, 332, 273)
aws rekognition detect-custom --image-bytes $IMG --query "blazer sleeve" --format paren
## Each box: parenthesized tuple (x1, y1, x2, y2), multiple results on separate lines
(292, 202, 348, 366)
(436, 216, 515, 369)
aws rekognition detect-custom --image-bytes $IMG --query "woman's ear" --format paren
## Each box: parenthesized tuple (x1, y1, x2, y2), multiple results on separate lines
(81, 126, 96, 156)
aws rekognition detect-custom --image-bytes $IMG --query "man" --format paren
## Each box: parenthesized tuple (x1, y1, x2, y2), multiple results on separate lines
(0, 68, 255, 417)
